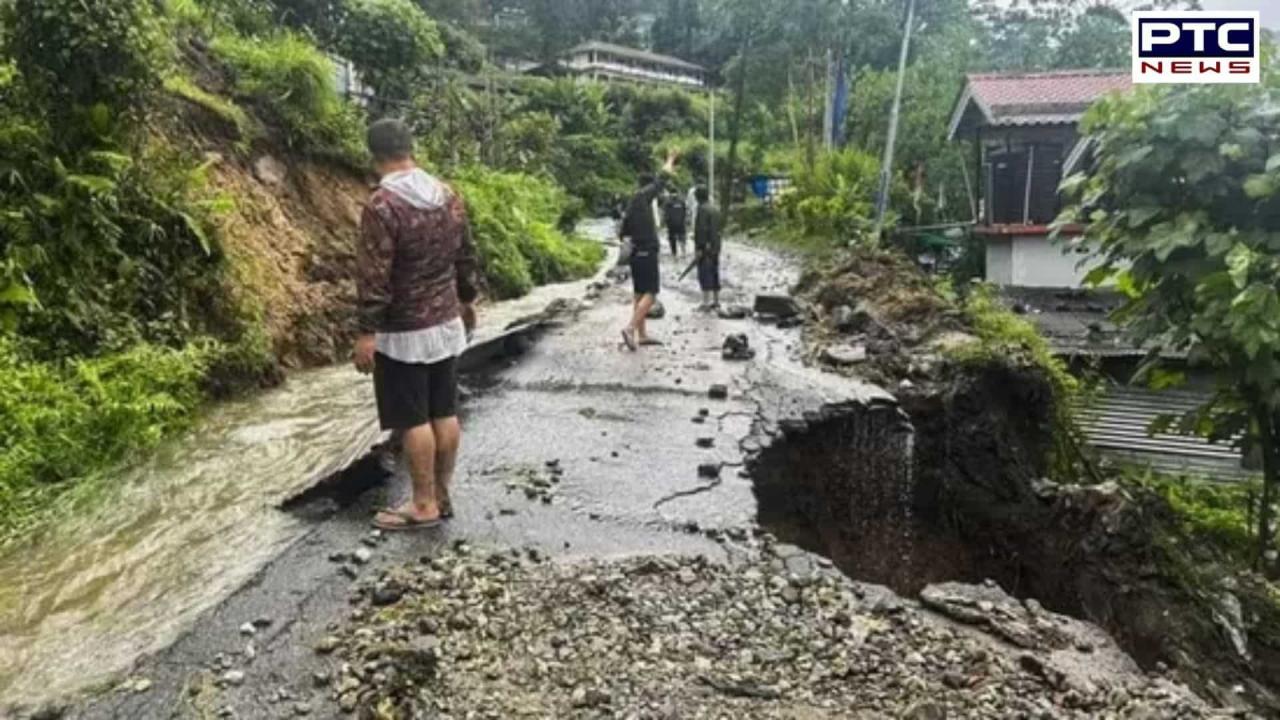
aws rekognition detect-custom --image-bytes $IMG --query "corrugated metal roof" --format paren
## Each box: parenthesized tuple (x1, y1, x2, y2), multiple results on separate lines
(949, 70, 1132, 140)
(1076, 386, 1254, 481)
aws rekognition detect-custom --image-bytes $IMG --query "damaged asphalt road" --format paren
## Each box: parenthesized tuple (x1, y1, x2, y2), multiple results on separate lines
(58, 241, 886, 720)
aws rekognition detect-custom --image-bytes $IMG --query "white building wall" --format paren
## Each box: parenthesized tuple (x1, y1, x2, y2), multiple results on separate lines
(985, 237, 1014, 285)
(1009, 234, 1100, 288)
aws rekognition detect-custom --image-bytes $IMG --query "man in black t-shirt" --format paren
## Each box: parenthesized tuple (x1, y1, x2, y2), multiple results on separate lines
(620, 150, 679, 351)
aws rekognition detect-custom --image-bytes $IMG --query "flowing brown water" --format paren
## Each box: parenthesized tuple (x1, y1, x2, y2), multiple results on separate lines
(0, 366, 381, 707)
(0, 220, 616, 710)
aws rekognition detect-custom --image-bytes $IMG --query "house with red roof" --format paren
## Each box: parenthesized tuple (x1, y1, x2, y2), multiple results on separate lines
(948, 70, 1132, 288)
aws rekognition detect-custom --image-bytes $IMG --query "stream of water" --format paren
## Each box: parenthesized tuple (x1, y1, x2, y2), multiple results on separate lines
(0, 220, 616, 710)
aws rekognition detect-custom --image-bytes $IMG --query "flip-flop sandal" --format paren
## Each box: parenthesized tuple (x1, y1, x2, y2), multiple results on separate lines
(621, 328, 638, 352)
(373, 509, 442, 532)
(440, 499, 454, 519)
(639, 338, 665, 346)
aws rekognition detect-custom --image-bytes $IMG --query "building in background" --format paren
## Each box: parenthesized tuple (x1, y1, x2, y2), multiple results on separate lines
(948, 69, 1131, 288)
(531, 41, 706, 89)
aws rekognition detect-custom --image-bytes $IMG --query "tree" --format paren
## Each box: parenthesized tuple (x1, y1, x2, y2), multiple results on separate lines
(1058, 64, 1280, 566)
(329, 0, 443, 100)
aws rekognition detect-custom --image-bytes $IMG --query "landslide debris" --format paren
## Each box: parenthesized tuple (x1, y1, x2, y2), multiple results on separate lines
(312, 543, 1221, 719)
(793, 247, 967, 387)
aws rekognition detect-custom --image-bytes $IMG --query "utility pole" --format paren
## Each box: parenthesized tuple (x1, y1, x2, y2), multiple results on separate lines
(874, 0, 917, 229)
(709, 90, 716, 204)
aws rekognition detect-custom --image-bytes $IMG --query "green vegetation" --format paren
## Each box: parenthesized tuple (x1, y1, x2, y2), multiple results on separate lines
(210, 33, 366, 163)
(327, 0, 443, 99)
(951, 286, 1084, 479)
(454, 167, 605, 299)
(0, 339, 210, 539)
(1128, 472, 1258, 564)
(1059, 54, 1280, 564)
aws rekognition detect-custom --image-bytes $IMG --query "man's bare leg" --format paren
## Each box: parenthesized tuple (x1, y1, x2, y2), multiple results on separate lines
(375, 422, 440, 527)
(432, 416, 461, 517)
(632, 293, 654, 343)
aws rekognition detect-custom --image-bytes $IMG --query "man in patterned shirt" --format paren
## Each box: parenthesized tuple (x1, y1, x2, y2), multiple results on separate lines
(354, 118, 479, 531)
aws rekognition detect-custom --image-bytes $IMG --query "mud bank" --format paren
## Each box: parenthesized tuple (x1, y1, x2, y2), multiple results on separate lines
(750, 332, 1280, 713)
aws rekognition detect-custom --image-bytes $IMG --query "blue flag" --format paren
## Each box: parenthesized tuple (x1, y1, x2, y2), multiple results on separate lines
(832, 50, 849, 147)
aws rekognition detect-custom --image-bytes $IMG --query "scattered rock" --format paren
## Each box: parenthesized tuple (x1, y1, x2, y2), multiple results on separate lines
(822, 343, 868, 366)
(310, 547, 1217, 719)
(238, 622, 257, 637)
(695, 437, 715, 449)
(252, 155, 287, 186)
(314, 636, 340, 655)
(753, 294, 802, 318)
(220, 670, 246, 687)
(721, 333, 755, 361)
(708, 384, 729, 400)
(697, 464, 721, 479)
(352, 548, 373, 565)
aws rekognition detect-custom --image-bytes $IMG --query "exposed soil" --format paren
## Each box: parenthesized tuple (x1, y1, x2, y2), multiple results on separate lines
(758, 246, 1280, 715)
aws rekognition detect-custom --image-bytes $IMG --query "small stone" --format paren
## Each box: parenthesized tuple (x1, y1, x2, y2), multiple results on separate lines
(708, 384, 729, 400)
(312, 671, 331, 688)
(130, 678, 153, 694)
(822, 343, 868, 366)
(352, 548, 373, 565)
(314, 636, 340, 655)
(695, 438, 715, 449)
(338, 692, 358, 713)
(238, 622, 257, 637)
(244, 642, 257, 661)
(371, 583, 405, 607)
(221, 670, 246, 687)
(339, 565, 358, 580)
(697, 464, 721, 479)
(293, 702, 312, 716)
(903, 701, 945, 720)
(252, 155, 287, 186)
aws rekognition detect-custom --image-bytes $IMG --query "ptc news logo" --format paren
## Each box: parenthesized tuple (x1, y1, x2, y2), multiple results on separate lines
(1133, 11, 1260, 84)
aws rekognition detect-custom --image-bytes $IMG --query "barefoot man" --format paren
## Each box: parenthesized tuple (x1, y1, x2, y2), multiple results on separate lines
(354, 118, 479, 531)
(620, 150, 679, 351)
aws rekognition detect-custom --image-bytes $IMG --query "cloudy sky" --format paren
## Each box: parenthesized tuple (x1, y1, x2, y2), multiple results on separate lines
(1197, 0, 1280, 29)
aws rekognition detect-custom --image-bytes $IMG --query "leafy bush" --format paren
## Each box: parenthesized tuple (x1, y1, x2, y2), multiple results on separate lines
(328, 0, 442, 100)
(0, 338, 209, 540)
(0, 118, 239, 357)
(777, 148, 884, 242)
(5, 0, 167, 136)
(211, 32, 366, 162)
(453, 166, 605, 299)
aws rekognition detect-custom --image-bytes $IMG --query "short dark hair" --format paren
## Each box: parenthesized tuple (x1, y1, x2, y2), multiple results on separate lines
(367, 118, 414, 162)
(638, 173, 655, 187)
(695, 185, 709, 204)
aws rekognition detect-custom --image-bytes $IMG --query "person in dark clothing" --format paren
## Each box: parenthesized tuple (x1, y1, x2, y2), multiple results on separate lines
(355, 118, 480, 531)
(663, 192, 688, 257)
(620, 150, 679, 351)
(693, 185, 722, 310)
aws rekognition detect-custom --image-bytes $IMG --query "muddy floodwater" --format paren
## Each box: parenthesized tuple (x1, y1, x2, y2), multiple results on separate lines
(0, 366, 380, 707)
(0, 221, 617, 710)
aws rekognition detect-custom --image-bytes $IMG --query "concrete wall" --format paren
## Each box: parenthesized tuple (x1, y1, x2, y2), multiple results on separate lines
(1009, 234, 1098, 288)
(986, 237, 1014, 285)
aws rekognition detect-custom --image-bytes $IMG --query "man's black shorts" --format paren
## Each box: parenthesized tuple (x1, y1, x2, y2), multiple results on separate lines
(631, 251, 660, 296)
(373, 353, 459, 430)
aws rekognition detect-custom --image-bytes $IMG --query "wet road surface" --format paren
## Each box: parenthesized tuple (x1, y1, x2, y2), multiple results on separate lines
(27, 236, 887, 720)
